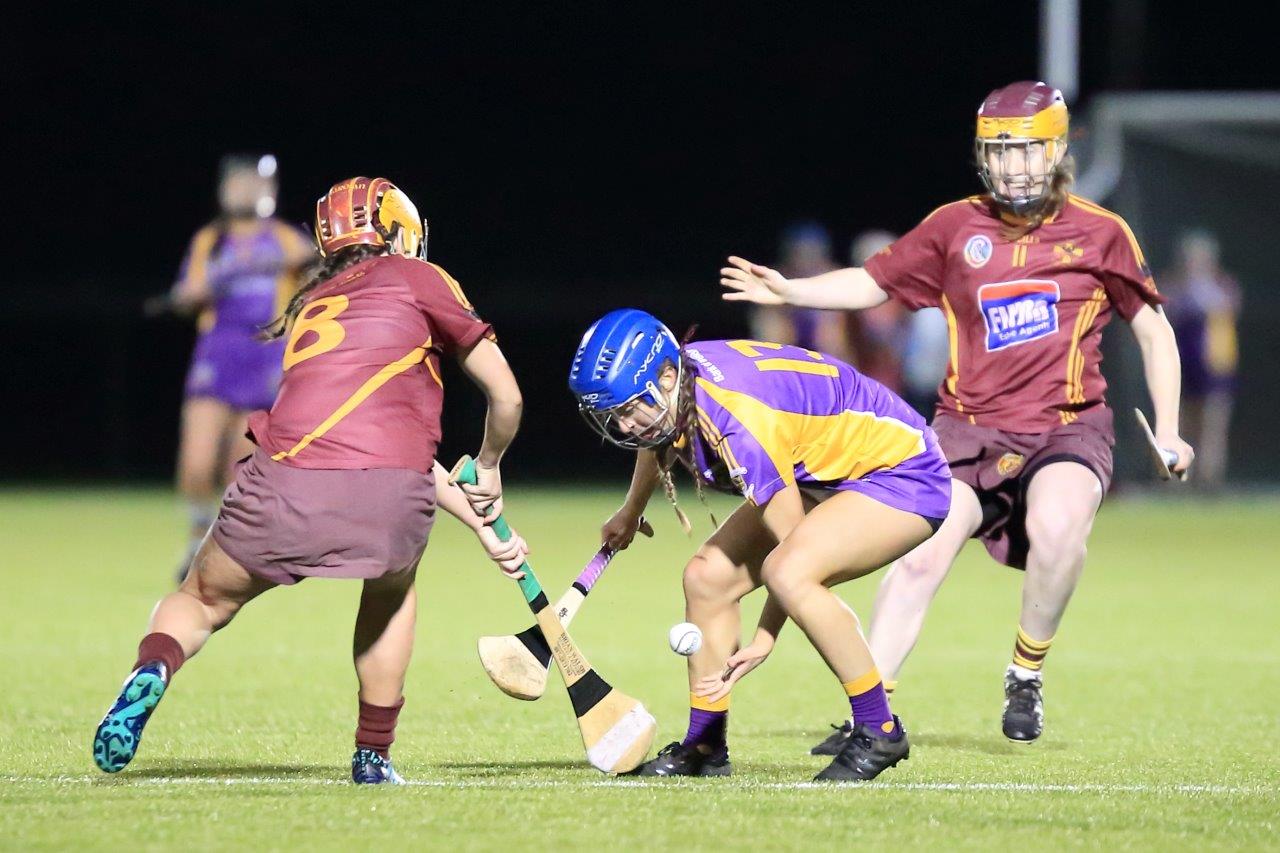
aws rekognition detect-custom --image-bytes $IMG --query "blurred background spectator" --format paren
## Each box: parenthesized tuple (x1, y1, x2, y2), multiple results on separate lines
(751, 222, 849, 361)
(1160, 230, 1242, 491)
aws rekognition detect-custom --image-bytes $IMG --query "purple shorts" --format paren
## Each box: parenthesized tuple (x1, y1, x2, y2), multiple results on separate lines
(839, 439, 952, 529)
(932, 406, 1114, 569)
(185, 330, 284, 412)
(212, 450, 437, 586)
(803, 435, 953, 530)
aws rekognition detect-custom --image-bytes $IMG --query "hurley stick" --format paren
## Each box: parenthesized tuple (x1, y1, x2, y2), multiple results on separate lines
(478, 521, 645, 700)
(450, 456, 656, 773)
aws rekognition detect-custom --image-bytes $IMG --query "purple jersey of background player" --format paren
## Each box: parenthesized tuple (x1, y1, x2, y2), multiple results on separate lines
(177, 220, 312, 411)
(681, 339, 951, 523)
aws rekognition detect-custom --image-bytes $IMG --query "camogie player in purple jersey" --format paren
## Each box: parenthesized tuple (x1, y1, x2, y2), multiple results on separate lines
(158, 155, 316, 575)
(569, 309, 951, 782)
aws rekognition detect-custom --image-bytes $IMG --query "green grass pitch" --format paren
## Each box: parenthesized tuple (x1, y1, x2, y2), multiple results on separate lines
(1, 486, 1277, 850)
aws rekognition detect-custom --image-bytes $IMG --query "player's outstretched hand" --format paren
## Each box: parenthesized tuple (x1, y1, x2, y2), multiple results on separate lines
(460, 461, 503, 521)
(720, 256, 791, 305)
(1159, 431, 1196, 477)
(474, 523, 529, 579)
(601, 508, 654, 551)
(693, 636, 774, 704)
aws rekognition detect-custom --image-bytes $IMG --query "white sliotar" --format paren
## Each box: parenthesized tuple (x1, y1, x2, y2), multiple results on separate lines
(668, 622, 703, 656)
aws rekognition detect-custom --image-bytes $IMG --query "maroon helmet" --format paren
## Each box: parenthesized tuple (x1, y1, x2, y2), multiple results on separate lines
(975, 81, 1069, 217)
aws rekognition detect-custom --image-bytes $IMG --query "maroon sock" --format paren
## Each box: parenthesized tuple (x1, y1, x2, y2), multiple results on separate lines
(356, 697, 404, 758)
(133, 632, 185, 680)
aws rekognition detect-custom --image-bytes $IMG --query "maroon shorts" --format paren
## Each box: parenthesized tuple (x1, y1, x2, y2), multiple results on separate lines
(212, 450, 437, 586)
(932, 406, 1114, 570)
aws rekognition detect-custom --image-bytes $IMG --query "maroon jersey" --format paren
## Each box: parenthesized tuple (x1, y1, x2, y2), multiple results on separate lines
(248, 255, 494, 472)
(864, 194, 1163, 433)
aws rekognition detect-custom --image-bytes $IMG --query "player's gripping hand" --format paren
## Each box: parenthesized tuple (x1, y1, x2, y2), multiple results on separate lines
(1158, 430, 1195, 476)
(693, 635, 775, 705)
(460, 461, 503, 521)
(720, 256, 792, 305)
(601, 507, 654, 551)
(474, 523, 529, 580)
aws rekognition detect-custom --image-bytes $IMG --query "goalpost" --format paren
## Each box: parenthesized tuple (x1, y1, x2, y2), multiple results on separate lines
(1073, 92, 1280, 485)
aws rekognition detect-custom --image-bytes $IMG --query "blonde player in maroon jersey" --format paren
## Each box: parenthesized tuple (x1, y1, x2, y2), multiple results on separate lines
(93, 178, 527, 784)
(722, 82, 1193, 745)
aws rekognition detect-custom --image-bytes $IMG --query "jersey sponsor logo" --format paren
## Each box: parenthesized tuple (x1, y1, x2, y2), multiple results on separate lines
(684, 347, 725, 382)
(977, 279, 1061, 352)
(963, 234, 993, 268)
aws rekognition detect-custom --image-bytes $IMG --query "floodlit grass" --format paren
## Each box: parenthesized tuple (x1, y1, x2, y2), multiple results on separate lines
(1, 486, 1276, 850)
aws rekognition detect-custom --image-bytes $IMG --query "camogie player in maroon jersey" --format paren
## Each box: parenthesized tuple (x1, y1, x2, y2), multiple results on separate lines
(721, 82, 1193, 746)
(93, 178, 527, 784)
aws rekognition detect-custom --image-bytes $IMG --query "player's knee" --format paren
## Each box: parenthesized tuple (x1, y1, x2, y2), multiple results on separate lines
(892, 548, 948, 585)
(760, 550, 809, 602)
(682, 551, 735, 605)
(1025, 507, 1089, 563)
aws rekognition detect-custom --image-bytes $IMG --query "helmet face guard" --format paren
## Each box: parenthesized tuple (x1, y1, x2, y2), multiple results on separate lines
(974, 82, 1069, 218)
(975, 136, 1064, 218)
(578, 367, 681, 450)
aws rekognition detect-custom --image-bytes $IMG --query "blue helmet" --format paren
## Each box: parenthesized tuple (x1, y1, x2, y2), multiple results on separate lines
(569, 309, 682, 448)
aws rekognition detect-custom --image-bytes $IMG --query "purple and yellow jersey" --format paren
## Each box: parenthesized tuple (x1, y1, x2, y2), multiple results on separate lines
(175, 219, 313, 334)
(684, 340, 951, 521)
(177, 219, 314, 410)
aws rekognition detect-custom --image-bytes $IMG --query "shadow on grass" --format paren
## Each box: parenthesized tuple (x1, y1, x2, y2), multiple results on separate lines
(910, 732, 1066, 755)
(748, 729, 1066, 757)
(436, 759, 587, 774)
(124, 761, 329, 779)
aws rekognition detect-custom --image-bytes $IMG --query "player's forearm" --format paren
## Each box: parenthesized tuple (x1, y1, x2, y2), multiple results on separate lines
(1136, 310, 1183, 437)
(753, 593, 788, 646)
(622, 450, 661, 514)
(476, 393, 523, 468)
(167, 280, 210, 315)
(783, 267, 889, 311)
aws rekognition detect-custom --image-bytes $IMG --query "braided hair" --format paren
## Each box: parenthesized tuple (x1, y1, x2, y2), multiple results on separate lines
(655, 349, 720, 534)
(260, 244, 382, 340)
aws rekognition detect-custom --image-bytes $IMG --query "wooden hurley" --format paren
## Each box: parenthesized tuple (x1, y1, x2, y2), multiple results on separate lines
(450, 456, 656, 773)
(1134, 408, 1186, 482)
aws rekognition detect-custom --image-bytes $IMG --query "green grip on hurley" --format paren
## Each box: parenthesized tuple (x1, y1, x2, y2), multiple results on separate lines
(450, 456, 544, 607)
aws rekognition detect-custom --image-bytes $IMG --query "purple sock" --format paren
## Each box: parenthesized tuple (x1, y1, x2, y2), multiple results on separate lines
(845, 674, 901, 739)
(681, 707, 727, 750)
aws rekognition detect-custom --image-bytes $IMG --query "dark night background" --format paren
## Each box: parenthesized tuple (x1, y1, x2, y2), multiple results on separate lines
(8, 4, 1278, 483)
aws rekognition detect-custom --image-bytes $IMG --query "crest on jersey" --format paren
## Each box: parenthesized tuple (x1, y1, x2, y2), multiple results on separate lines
(978, 279, 1061, 352)
(963, 234, 993, 268)
(996, 452, 1025, 476)
(1053, 241, 1084, 265)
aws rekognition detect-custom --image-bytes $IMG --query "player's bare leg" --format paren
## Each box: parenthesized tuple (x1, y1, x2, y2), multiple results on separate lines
(175, 397, 234, 580)
(354, 569, 418, 704)
(350, 566, 419, 784)
(810, 481, 982, 755)
(636, 503, 773, 777)
(1003, 461, 1103, 742)
(94, 537, 274, 772)
(1197, 391, 1233, 490)
(152, 536, 277, 656)
(867, 480, 984, 680)
(759, 491, 933, 780)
